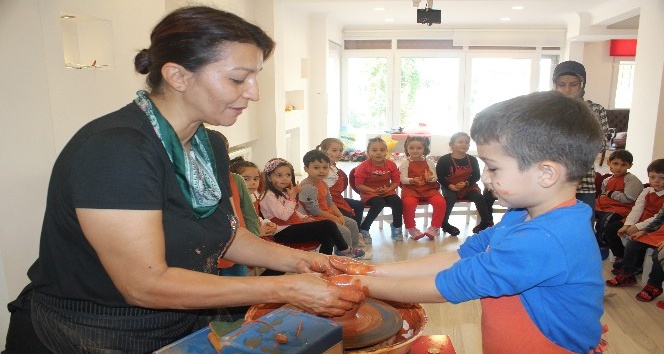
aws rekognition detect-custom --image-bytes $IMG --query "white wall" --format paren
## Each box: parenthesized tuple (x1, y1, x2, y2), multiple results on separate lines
(582, 41, 616, 108)
(0, 0, 163, 348)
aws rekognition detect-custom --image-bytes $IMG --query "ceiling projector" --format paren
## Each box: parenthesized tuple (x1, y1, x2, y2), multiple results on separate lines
(417, 8, 441, 26)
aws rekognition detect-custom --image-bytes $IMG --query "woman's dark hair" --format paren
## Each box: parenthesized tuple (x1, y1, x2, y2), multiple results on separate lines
(135, 6, 275, 92)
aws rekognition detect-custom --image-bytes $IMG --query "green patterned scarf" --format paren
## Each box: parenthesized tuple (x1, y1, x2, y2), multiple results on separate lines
(135, 90, 221, 219)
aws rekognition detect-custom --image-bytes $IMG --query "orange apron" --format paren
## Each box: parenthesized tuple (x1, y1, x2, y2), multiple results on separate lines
(446, 156, 480, 199)
(360, 167, 396, 203)
(633, 192, 664, 246)
(329, 167, 354, 215)
(481, 296, 579, 354)
(595, 176, 632, 217)
(401, 160, 440, 198)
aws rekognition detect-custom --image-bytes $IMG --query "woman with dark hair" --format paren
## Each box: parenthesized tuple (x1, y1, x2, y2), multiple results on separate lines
(552, 60, 610, 212)
(6, 6, 361, 353)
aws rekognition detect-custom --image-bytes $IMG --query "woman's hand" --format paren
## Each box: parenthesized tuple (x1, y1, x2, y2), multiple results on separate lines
(294, 253, 342, 276)
(329, 256, 376, 275)
(284, 274, 364, 317)
(448, 183, 460, 192)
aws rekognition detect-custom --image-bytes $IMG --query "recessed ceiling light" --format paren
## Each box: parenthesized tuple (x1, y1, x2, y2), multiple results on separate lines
(512, 6, 524, 10)
(500, 17, 511, 21)
(60, 15, 76, 19)
(374, 7, 386, 11)
(385, 18, 395, 22)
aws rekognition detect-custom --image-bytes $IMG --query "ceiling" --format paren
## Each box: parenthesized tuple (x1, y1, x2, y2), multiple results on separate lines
(283, 0, 640, 31)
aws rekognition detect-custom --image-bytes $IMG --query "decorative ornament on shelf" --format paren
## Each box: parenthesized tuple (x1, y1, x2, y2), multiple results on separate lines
(285, 105, 295, 112)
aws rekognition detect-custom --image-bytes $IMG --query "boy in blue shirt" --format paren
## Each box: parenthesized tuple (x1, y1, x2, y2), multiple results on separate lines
(331, 91, 605, 353)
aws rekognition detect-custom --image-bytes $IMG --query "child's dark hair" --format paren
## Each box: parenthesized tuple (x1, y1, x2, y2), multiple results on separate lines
(317, 138, 344, 151)
(449, 132, 470, 147)
(404, 136, 431, 157)
(470, 91, 603, 183)
(303, 149, 330, 167)
(262, 158, 296, 199)
(230, 158, 259, 175)
(608, 150, 633, 165)
(367, 137, 387, 151)
(647, 159, 664, 174)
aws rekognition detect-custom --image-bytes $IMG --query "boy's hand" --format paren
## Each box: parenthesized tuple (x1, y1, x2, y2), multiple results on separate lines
(336, 215, 346, 225)
(657, 241, 664, 251)
(617, 225, 630, 237)
(629, 230, 646, 240)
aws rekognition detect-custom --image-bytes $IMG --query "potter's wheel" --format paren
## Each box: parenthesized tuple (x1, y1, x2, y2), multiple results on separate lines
(336, 298, 403, 349)
(245, 300, 426, 353)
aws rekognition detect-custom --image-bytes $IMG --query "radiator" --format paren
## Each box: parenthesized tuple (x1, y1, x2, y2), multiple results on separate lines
(228, 146, 252, 162)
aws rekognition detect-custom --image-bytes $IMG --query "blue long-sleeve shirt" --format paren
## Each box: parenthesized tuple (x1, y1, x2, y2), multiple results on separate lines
(435, 202, 604, 353)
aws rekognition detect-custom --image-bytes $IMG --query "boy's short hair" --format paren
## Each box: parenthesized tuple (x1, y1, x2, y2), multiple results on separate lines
(648, 159, 664, 174)
(303, 149, 330, 166)
(608, 150, 633, 164)
(470, 91, 603, 183)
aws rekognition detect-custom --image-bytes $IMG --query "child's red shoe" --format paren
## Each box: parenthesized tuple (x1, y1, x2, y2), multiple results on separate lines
(636, 284, 663, 302)
(605, 274, 637, 287)
(657, 301, 664, 310)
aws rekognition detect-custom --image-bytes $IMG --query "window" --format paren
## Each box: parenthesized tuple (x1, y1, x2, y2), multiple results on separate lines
(399, 57, 461, 135)
(346, 57, 389, 130)
(613, 60, 635, 108)
(343, 40, 558, 140)
(467, 56, 533, 127)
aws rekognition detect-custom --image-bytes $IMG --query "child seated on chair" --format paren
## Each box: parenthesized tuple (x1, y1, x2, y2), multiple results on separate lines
(594, 150, 643, 259)
(436, 132, 493, 236)
(399, 136, 446, 240)
(298, 149, 368, 259)
(354, 137, 404, 241)
(258, 158, 362, 258)
(230, 159, 277, 237)
(317, 138, 367, 243)
(331, 91, 606, 353)
(605, 159, 664, 288)
(627, 207, 664, 303)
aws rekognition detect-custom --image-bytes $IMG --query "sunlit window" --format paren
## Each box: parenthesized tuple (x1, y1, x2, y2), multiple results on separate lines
(614, 60, 635, 108)
(346, 57, 389, 130)
(468, 57, 532, 126)
(399, 57, 460, 135)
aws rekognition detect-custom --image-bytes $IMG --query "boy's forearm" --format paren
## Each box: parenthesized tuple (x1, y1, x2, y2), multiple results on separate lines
(356, 275, 446, 303)
(374, 251, 460, 278)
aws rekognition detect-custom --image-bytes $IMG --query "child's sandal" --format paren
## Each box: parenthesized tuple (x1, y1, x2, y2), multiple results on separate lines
(636, 284, 663, 302)
(605, 274, 637, 287)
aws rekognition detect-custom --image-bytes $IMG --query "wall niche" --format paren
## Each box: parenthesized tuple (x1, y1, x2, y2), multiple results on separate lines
(61, 13, 113, 69)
